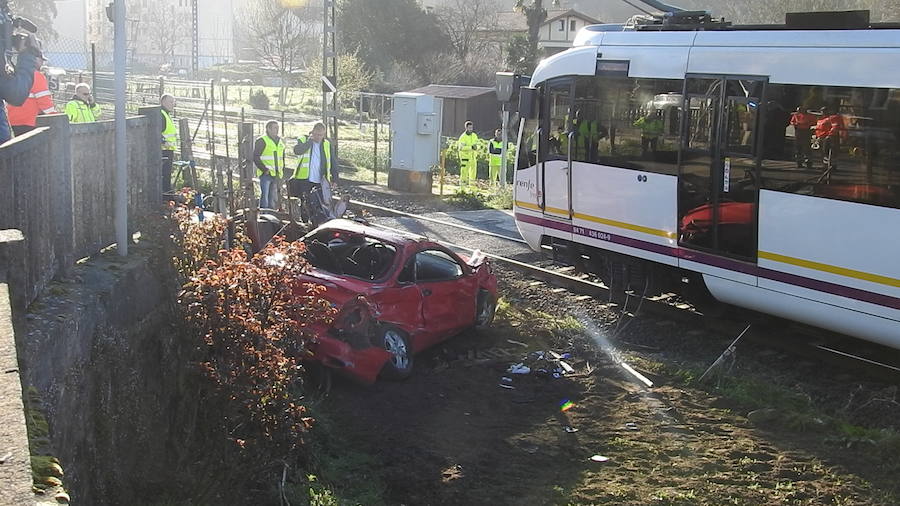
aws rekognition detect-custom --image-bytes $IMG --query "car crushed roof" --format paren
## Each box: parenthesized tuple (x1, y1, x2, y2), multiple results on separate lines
(312, 219, 430, 246)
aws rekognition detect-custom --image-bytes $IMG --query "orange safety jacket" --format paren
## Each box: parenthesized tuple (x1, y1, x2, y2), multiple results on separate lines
(8, 71, 55, 127)
(815, 114, 846, 140)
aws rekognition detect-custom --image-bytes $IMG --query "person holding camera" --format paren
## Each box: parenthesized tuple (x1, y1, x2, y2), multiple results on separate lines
(64, 83, 101, 123)
(288, 122, 337, 222)
(8, 59, 54, 136)
(0, 25, 42, 143)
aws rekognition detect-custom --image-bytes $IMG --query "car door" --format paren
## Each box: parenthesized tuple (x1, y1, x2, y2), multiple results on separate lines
(413, 248, 477, 347)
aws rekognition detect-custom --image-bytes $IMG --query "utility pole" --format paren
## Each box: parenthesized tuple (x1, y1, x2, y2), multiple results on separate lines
(114, 0, 128, 256)
(191, 0, 199, 74)
(322, 0, 338, 159)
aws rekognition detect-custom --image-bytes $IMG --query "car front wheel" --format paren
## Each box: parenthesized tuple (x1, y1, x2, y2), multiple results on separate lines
(376, 325, 413, 380)
(475, 289, 497, 329)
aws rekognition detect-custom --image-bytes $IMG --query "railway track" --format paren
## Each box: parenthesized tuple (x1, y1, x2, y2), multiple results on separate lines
(344, 197, 900, 382)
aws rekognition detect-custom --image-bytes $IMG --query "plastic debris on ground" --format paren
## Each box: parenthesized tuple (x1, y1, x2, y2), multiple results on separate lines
(624, 422, 639, 431)
(564, 425, 579, 433)
(498, 383, 515, 389)
(590, 455, 610, 463)
(507, 363, 531, 374)
(514, 350, 574, 380)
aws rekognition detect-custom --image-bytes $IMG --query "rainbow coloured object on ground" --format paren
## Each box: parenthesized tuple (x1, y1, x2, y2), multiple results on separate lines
(560, 399, 575, 412)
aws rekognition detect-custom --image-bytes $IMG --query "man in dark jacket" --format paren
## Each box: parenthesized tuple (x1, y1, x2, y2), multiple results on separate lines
(1, 34, 41, 143)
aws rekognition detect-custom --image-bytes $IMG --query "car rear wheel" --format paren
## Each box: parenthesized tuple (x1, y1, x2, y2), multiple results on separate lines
(376, 325, 413, 380)
(475, 289, 497, 329)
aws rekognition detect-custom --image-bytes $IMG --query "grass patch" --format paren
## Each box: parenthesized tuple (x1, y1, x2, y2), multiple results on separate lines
(441, 186, 514, 210)
(23, 387, 67, 496)
(498, 301, 585, 337)
(286, 402, 388, 506)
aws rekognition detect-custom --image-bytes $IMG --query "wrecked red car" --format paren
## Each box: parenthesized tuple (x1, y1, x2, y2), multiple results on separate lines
(294, 219, 498, 384)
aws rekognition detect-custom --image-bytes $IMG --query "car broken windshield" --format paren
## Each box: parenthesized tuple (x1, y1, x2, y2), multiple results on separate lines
(303, 230, 397, 281)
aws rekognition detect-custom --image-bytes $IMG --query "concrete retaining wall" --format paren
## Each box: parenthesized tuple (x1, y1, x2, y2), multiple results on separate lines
(19, 246, 197, 504)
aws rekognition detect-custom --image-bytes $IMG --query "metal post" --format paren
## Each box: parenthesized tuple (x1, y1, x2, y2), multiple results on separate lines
(210, 80, 221, 212)
(323, 0, 338, 160)
(91, 42, 97, 90)
(374, 118, 379, 184)
(222, 84, 233, 215)
(114, 0, 128, 256)
(500, 105, 510, 188)
(439, 149, 445, 196)
(191, 0, 199, 75)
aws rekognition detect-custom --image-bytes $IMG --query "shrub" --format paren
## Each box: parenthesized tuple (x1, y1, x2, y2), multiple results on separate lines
(249, 89, 271, 110)
(167, 203, 333, 464)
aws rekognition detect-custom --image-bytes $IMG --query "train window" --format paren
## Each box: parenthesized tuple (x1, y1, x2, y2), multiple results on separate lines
(759, 84, 900, 209)
(572, 76, 682, 175)
(679, 79, 720, 251)
(517, 118, 539, 170)
(723, 80, 763, 156)
(540, 80, 572, 163)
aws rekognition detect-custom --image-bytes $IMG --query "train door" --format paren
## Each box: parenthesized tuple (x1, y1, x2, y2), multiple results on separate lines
(542, 78, 574, 220)
(678, 76, 766, 282)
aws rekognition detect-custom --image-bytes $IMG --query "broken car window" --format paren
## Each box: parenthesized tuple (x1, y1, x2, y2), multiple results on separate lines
(414, 250, 464, 282)
(303, 230, 397, 281)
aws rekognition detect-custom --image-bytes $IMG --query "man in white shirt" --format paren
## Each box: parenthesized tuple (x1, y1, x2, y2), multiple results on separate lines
(288, 122, 337, 223)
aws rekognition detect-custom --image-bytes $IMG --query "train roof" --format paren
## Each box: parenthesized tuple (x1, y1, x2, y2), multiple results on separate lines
(572, 27, 900, 50)
(531, 23, 900, 89)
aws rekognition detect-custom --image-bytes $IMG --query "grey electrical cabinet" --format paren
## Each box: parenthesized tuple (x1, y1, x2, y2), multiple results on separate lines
(389, 92, 442, 194)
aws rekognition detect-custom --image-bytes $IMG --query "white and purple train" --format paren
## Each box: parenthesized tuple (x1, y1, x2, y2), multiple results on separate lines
(513, 11, 900, 348)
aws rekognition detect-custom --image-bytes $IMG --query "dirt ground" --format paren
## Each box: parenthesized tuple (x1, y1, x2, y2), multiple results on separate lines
(320, 267, 899, 506)
(311, 183, 899, 505)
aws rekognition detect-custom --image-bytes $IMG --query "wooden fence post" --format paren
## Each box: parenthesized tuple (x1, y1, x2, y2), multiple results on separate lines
(238, 122, 259, 248)
(177, 117, 196, 188)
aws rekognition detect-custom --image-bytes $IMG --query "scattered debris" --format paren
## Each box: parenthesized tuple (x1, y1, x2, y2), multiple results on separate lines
(508, 363, 531, 374)
(506, 339, 529, 348)
(698, 324, 752, 383)
(548, 351, 575, 374)
(560, 399, 576, 412)
(590, 455, 610, 463)
(499, 383, 516, 390)
(501, 376, 513, 383)
(564, 426, 579, 433)
(624, 422, 639, 431)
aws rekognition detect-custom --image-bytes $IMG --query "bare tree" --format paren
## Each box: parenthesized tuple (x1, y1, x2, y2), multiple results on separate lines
(242, 0, 320, 104)
(435, 0, 495, 58)
(142, 3, 190, 66)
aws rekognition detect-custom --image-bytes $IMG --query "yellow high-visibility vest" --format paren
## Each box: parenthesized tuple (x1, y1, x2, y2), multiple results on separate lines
(65, 100, 101, 123)
(489, 139, 503, 167)
(458, 132, 479, 158)
(293, 136, 331, 180)
(258, 135, 285, 178)
(161, 110, 179, 151)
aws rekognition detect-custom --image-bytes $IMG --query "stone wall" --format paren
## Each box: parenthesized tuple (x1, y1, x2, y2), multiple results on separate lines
(19, 245, 198, 504)
(0, 108, 162, 312)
